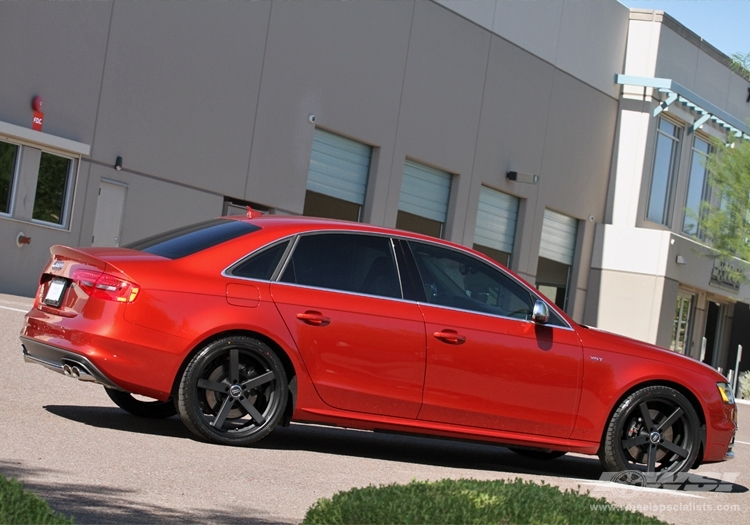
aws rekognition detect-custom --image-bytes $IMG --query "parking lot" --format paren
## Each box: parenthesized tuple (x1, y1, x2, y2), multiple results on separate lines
(1, 292, 748, 524)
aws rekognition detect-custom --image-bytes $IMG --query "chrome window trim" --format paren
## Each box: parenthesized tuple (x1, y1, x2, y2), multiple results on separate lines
(275, 230, 405, 300)
(403, 237, 572, 330)
(221, 226, 570, 329)
(221, 236, 296, 282)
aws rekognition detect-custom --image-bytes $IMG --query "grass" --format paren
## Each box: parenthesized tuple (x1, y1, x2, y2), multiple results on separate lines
(0, 474, 74, 525)
(303, 478, 667, 525)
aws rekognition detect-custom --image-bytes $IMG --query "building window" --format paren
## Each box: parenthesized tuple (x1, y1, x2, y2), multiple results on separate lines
(682, 136, 712, 239)
(396, 160, 452, 238)
(0, 141, 20, 215)
(473, 186, 519, 267)
(647, 117, 681, 226)
(537, 209, 578, 311)
(32, 151, 75, 226)
(670, 291, 694, 355)
(304, 129, 372, 222)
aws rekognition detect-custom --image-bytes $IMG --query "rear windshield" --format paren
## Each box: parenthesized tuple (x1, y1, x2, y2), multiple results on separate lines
(124, 219, 260, 259)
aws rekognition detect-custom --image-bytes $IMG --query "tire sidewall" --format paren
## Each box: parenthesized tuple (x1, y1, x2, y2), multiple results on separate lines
(603, 386, 700, 474)
(178, 336, 288, 446)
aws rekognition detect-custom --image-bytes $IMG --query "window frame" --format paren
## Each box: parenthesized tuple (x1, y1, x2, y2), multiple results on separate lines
(681, 135, 713, 239)
(406, 239, 570, 328)
(275, 231, 405, 301)
(0, 139, 21, 217)
(646, 116, 682, 227)
(30, 150, 78, 229)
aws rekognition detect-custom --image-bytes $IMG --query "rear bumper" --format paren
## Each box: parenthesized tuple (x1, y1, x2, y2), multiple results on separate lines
(21, 336, 123, 390)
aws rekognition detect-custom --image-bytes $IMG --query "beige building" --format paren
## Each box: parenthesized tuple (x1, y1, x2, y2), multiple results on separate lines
(0, 2, 748, 375)
(588, 10, 750, 377)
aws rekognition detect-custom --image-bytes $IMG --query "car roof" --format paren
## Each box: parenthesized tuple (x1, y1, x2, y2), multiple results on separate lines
(229, 214, 468, 251)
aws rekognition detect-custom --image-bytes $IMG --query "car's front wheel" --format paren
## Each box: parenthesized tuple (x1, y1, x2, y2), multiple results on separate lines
(104, 388, 178, 418)
(177, 336, 287, 446)
(600, 385, 701, 474)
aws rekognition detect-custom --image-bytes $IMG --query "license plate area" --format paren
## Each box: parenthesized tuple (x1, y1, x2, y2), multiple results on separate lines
(44, 278, 68, 308)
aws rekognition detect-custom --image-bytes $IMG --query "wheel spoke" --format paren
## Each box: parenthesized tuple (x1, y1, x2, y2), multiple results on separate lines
(660, 439, 689, 459)
(647, 443, 657, 472)
(622, 434, 650, 449)
(657, 407, 684, 433)
(229, 348, 239, 384)
(241, 371, 275, 390)
(197, 378, 229, 394)
(238, 397, 266, 425)
(211, 396, 235, 429)
(639, 402, 654, 430)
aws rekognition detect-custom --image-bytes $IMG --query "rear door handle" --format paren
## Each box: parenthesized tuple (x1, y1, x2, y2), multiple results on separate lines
(296, 311, 331, 326)
(433, 329, 466, 345)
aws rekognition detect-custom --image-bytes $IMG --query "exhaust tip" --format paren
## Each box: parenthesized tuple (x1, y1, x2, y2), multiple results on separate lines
(71, 366, 80, 379)
(63, 364, 72, 376)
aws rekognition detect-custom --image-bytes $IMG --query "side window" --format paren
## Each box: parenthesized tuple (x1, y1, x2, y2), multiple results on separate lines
(280, 233, 402, 299)
(0, 141, 20, 215)
(32, 151, 75, 226)
(229, 240, 290, 280)
(408, 241, 534, 320)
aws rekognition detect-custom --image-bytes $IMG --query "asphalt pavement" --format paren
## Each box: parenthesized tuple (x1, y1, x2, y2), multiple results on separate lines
(1, 292, 748, 524)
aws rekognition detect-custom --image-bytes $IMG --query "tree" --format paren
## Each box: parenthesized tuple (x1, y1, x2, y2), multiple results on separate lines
(696, 136, 750, 281)
(728, 51, 750, 80)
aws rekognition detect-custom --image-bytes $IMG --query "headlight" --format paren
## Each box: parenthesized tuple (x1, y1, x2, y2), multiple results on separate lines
(717, 382, 735, 404)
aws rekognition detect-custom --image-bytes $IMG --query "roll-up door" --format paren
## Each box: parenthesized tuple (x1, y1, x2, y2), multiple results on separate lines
(304, 129, 372, 221)
(474, 186, 519, 255)
(539, 209, 577, 265)
(396, 160, 451, 238)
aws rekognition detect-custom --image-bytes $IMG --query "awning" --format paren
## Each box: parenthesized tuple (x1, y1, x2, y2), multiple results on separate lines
(615, 74, 749, 140)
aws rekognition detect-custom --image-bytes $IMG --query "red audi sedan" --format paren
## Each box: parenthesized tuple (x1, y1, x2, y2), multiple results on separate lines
(21, 214, 736, 474)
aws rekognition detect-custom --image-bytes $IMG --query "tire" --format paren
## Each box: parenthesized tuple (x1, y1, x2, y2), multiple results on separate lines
(177, 336, 288, 446)
(508, 447, 567, 460)
(105, 387, 178, 419)
(600, 385, 700, 474)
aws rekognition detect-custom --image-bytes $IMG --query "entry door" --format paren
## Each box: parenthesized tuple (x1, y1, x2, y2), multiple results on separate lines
(407, 241, 583, 438)
(92, 180, 127, 247)
(270, 233, 426, 418)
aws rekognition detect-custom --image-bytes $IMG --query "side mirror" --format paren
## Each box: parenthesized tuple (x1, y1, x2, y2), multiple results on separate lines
(532, 300, 549, 324)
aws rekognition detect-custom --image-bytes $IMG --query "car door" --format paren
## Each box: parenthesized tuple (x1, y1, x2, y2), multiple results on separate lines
(270, 232, 426, 419)
(406, 241, 583, 438)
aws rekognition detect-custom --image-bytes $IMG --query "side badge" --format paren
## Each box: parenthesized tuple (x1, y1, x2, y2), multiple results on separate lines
(590, 356, 603, 362)
(51, 260, 64, 271)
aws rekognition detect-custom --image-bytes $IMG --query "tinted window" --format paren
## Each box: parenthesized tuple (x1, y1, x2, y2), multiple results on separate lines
(280, 234, 401, 299)
(230, 240, 290, 280)
(408, 241, 535, 320)
(125, 219, 260, 259)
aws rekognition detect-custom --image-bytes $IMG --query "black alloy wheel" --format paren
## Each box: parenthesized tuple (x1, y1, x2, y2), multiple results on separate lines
(600, 386, 700, 474)
(177, 336, 287, 446)
(105, 387, 178, 418)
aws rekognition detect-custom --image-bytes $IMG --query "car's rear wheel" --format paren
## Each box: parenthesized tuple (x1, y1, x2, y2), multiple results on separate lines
(600, 385, 700, 474)
(508, 447, 567, 460)
(177, 336, 287, 446)
(104, 388, 178, 418)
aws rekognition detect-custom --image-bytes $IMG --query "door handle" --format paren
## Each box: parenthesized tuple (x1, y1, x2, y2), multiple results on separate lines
(296, 311, 331, 326)
(433, 329, 466, 345)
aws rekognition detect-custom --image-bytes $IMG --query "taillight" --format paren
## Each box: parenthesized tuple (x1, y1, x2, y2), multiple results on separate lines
(72, 269, 140, 303)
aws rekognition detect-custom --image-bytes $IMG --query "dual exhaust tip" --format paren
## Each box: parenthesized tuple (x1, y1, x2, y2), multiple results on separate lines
(62, 362, 96, 383)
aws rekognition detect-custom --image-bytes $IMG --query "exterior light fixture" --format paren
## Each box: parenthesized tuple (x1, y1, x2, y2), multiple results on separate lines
(506, 171, 538, 184)
(114, 156, 123, 171)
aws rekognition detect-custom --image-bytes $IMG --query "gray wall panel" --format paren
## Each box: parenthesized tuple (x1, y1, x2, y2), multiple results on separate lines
(386, 0, 490, 239)
(0, 1, 110, 142)
(247, 1, 413, 214)
(93, 1, 270, 197)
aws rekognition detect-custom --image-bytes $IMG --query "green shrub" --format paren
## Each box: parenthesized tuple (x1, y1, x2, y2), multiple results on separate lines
(739, 370, 750, 400)
(0, 475, 73, 525)
(303, 478, 666, 525)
